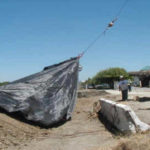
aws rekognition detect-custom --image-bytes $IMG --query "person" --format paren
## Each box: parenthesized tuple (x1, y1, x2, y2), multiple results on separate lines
(119, 76, 128, 101)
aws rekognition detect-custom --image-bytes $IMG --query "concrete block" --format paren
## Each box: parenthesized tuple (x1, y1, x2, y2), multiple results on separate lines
(99, 98, 150, 133)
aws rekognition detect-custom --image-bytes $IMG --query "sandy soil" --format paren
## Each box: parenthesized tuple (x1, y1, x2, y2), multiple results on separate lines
(0, 89, 150, 150)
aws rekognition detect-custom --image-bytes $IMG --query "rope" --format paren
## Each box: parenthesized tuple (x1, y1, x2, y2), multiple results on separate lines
(114, 0, 130, 19)
(78, 0, 130, 59)
(83, 27, 109, 55)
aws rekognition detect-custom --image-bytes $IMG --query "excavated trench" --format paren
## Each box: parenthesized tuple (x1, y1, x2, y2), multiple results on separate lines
(1, 89, 150, 150)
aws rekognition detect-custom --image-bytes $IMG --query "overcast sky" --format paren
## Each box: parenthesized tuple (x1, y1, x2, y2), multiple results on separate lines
(0, 0, 150, 82)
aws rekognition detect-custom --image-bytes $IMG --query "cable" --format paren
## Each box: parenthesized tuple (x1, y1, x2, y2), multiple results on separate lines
(83, 27, 108, 55)
(114, 0, 129, 19)
(78, 0, 130, 59)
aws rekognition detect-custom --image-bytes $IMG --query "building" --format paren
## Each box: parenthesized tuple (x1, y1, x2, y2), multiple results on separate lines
(129, 66, 150, 87)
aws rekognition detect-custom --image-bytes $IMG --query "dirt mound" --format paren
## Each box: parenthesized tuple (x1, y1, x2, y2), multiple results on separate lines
(0, 111, 52, 150)
(112, 132, 150, 150)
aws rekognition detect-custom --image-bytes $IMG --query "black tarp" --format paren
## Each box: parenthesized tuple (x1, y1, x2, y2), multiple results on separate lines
(0, 57, 79, 126)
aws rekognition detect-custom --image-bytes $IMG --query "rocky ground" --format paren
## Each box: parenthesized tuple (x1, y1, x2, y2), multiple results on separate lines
(0, 88, 150, 150)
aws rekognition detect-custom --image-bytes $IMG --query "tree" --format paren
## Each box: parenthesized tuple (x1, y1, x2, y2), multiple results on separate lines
(0, 82, 9, 86)
(91, 68, 129, 88)
(81, 78, 93, 87)
(85, 78, 93, 85)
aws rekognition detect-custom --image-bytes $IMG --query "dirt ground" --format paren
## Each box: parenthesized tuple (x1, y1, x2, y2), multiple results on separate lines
(1, 89, 150, 150)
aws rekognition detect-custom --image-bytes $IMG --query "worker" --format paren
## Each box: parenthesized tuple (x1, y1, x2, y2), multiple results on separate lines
(119, 76, 128, 101)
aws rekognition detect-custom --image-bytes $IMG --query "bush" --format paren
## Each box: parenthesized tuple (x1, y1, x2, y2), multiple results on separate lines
(0, 82, 9, 86)
(91, 68, 129, 88)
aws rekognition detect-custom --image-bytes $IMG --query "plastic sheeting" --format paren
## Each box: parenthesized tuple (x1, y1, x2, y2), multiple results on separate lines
(0, 57, 79, 126)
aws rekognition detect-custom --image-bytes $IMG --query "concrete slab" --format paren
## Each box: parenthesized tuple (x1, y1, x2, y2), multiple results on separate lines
(100, 98, 150, 133)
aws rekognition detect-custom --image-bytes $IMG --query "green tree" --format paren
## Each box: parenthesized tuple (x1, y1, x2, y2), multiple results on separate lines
(85, 78, 92, 85)
(81, 78, 93, 87)
(0, 82, 9, 86)
(91, 68, 129, 88)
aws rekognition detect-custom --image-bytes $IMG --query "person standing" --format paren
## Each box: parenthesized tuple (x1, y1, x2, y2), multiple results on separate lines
(119, 76, 128, 101)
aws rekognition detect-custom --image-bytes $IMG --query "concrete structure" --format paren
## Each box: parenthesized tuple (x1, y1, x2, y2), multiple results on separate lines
(99, 98, 150, 133)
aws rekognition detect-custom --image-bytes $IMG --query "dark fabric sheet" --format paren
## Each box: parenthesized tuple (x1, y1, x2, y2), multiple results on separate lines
(0, 57, 79, 126)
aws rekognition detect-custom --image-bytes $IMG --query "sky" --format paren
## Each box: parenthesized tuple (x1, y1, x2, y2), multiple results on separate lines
(0, 0, 150, 82)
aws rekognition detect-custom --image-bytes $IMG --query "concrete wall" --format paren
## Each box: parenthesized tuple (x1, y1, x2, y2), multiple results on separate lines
(100, 98, 150, 133)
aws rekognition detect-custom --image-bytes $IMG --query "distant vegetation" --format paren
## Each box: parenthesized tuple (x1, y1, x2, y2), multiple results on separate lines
(82, 68, 130, 88)
(0, 82, 9, 86)
(92, 67, 129, 84)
